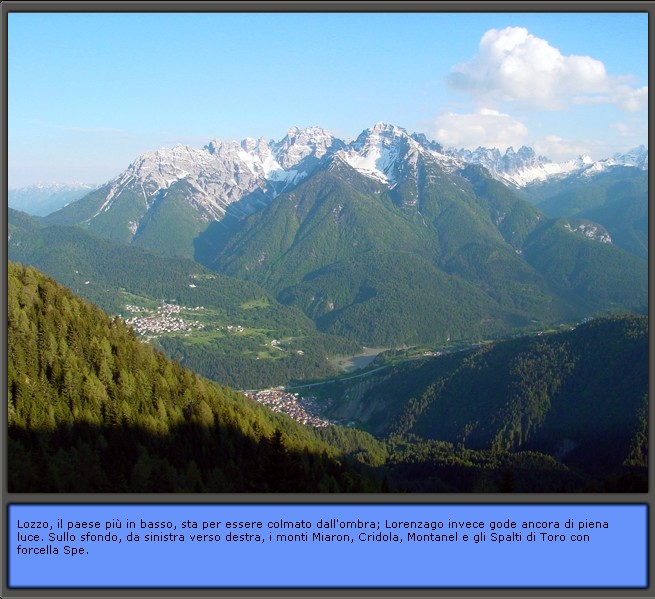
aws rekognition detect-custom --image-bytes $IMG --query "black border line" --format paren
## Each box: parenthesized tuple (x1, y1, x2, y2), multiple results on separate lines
(6, 503, 650, 590)
(2, 2, 653, 598)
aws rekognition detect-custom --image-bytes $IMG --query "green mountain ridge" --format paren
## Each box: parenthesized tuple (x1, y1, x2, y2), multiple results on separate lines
(324, 314, 648, 490)
(8, 209, 360, 389)
(520, 167, 647, 260)
(331, 315, 648, 459)
(204, 157, 646, 346)
(8, 261, 647, 493)
(7, 261, 381, 492)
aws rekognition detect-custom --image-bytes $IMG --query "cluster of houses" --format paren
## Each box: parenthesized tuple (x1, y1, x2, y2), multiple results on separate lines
(243, 390, 332, 428)
(123, 302, 206, 338)
(223, 325, 245, 333)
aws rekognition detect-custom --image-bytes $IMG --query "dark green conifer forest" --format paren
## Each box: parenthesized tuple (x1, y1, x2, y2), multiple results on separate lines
(7, 261, 647, 493)
(7, 262, 380, 492)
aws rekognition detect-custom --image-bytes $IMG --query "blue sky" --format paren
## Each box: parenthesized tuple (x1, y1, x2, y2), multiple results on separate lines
(7, 11, 648, 187)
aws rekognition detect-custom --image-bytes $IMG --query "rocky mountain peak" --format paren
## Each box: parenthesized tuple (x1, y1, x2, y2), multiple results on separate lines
(355, 122, 413, 145)
(338, 123, 425, 185)
(47, 124, 648, 240)
(410, 132, 444, 154)
(272, 126, 344, 170)
(611, 145, 648, 169)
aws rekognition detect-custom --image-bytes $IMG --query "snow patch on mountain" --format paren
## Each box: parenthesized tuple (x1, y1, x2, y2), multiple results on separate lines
(336, 123, 425, 185)
(451, 145, 648, 188)
(64, 122, 647, 235)
(565, 221, 612, 244)
(94, 128, 344, 225)
(272, 126, 343, 169)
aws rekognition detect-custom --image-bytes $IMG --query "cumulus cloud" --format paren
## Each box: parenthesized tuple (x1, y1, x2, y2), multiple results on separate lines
(609, 119, 648, 150)
(612, 122, 636, 138)
(532, 135, 639, 163)
(434, 108, 528, 150)
(448, 27, 647, 112)
(532, 136, 592, 162)
(611, 85, 648, 112)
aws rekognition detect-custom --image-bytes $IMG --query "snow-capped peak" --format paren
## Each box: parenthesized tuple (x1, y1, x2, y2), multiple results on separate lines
(451, 145, 558, 186)
(120, 143, 211, 195)
(369, 122, 409, 137)
(611, 145, 648, 169)
(448, 142, 647, 188)
(77, 125, 648, 232)
(337, 123, 423, 184)
(271, 126, 344, 170)
(353, 123, 419, 150)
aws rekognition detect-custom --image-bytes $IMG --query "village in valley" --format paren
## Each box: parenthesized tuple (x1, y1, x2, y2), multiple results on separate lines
(243, 389, 333, 428)
(121, 301, 333, 428)
(123, 302, 207, 338)
(122, 301, 253, 340)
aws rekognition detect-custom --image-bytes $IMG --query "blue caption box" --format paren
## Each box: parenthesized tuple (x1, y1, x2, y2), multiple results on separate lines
(8, 503, 647, 588)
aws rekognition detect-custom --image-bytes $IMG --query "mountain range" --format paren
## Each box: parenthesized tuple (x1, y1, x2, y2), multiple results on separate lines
(14, 123, 647, 351)
(455, 144, 647, 188)
(42, 123, 647, 252)
(8, 182, 98, 217)
(7, 122, 648, 493)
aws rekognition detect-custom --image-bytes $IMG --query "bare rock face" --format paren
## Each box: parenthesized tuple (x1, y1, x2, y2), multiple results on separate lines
(48, 122, 647, 251)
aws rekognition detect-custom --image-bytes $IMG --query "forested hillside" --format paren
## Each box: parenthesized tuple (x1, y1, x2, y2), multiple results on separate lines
(207, 156, 646, 347)
(326, 314, 648, 490)
(7, 262, 380, 492)
(521, 167, 647, 260)
(8, 209, 360, 389)
(8, 262, 646, 493)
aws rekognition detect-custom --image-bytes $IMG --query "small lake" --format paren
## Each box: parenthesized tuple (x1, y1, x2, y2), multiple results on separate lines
(331, 347, 389, 373)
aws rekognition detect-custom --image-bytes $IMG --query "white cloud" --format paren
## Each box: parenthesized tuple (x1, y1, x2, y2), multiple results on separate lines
(434, 108, 528, 150)
(448, 27, 647, 112)
(532, 135, 641, 163)
(612, 122, 636, 138)
(609, 118, 648, 150)
(532, 136, 592, 162)
(612, 85, 648, 112)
